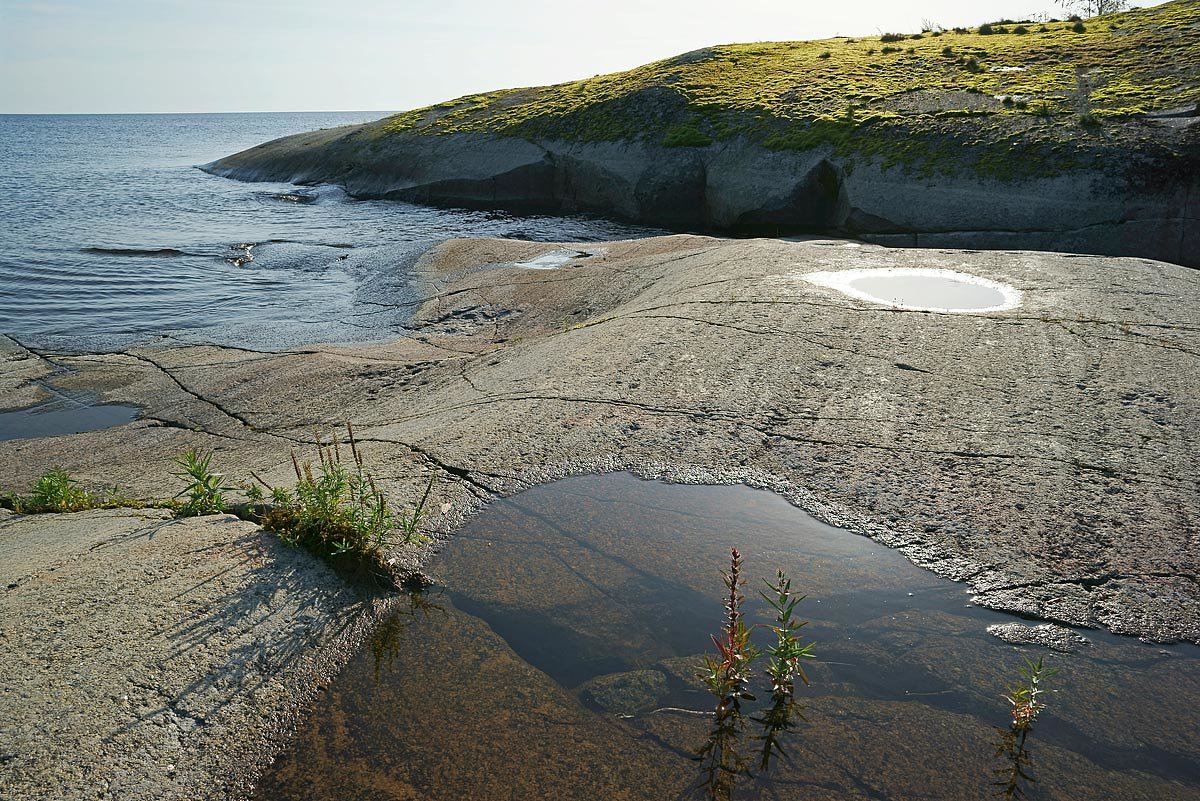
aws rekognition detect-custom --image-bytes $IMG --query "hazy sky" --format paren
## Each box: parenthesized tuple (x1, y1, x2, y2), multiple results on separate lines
(0, 0, 1168, 114)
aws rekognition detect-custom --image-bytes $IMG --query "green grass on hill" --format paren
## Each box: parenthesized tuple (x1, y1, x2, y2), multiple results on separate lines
(377, 1, 1199, 179)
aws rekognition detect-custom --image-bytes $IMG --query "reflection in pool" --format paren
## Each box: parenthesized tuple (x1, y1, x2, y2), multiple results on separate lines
(253, 474, 1199, 800)
(804, 267, 1022, 312)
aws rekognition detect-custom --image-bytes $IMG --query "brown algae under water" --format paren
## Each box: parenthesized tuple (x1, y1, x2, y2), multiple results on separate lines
(253, 473, 1199, 800)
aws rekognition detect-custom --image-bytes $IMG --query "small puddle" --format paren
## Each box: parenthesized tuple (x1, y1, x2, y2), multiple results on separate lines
(0, 394, 139, 440)
(253, 474, 1199, 800)
(514, 248, 601, 270)
(804, 267, 1021, 312)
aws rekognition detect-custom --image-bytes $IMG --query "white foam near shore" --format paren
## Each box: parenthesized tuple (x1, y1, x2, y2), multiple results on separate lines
(802, 267, 1022, 313)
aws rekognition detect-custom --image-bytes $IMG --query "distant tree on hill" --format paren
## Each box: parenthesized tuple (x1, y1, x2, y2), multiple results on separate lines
(1056, 0, 1129, 16)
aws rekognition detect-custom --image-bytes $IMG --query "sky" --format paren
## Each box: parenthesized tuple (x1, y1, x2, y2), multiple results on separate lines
(0, 0, 1169, 114)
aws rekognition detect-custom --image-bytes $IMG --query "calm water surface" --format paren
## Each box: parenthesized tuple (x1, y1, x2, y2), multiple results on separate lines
(255, 474, 1200, 801)
(0, 113, 654, 352)
(0, 395, 139, 440)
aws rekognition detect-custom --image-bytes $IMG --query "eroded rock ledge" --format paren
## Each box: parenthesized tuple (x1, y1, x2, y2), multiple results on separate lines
(203, 124, 1200, 267)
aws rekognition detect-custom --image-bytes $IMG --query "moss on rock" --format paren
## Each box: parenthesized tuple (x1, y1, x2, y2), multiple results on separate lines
(375, 1, 1199, 179)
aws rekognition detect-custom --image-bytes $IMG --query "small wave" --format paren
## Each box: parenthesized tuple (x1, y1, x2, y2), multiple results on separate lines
(82, 247, 187, 257)
(226, 243, 255, 267)
(269, 192, 316, 204)
(265, 238, 356, 249)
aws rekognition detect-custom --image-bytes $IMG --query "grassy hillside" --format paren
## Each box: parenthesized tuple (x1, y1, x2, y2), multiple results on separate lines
(377, 1, 1199, 179)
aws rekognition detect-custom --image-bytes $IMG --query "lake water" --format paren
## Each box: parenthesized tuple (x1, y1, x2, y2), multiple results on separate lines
(0, 112, 654, 353)
(253, 474, 1200, 801)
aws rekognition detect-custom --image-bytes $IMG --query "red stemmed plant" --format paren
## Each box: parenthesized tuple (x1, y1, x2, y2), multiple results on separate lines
(700, 548, 761, 716)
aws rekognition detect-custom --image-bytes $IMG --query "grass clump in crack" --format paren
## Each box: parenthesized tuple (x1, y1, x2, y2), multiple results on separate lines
(250, 423, 433, 586)
(173, 448, 227, 516)
(2, 469, 144, 514)
(3, 469, 93, 513)
(27, 469, 93, 512)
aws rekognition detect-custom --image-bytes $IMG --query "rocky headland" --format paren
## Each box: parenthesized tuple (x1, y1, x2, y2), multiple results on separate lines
(205, 2, 1199, 265)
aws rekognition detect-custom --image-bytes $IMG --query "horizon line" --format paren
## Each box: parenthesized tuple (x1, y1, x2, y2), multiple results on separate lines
(0, 109, 396, 117)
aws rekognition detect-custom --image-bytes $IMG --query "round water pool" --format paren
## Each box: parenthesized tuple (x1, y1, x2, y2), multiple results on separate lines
(803, 267, 1021, 312)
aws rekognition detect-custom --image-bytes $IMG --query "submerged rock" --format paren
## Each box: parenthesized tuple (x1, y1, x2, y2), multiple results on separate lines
(271, 191, 315, 203)
(225, 243, 254, 267)
(577, 669, 670, 715)
(987, 622, 1092, 652)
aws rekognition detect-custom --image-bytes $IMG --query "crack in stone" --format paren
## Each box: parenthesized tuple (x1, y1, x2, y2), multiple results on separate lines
(113, 351, 300, 444)
(3, 334, 69, 372)
(623, 312, 905, 365)
(325, 385, 1199, 496)
(140, 417, 258, 444)
(619, 298, 1200, 334)
(1045, 320, 1200, 358)
(348, 385, 1175, 464)
(981, 571, 1199, 595)
(353, 435, 498, 497)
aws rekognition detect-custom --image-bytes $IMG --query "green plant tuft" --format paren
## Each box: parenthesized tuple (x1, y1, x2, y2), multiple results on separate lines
(693, 551, 815, 796)
(1030, 99, 1055, 116)
(249, 423, 435, 585)
(1004, 655, 1059, 732)
(173, 448, 226, 516)
(698, 547, 759, 715)
(31, 470, 91, 512)
(994, 655, 1061, 799)
(759, 570, 816, 695)
(4, 469, 94, 513)
(2, 470, 149, 514)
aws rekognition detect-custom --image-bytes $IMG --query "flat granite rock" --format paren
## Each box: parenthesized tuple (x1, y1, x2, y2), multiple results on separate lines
(1, 233, 1198, 799)
(3, 234, 1197, 645)
(0, 508, 375, 801)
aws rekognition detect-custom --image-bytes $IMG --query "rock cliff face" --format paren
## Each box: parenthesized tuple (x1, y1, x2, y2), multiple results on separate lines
(204, 121, 1199, 266)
